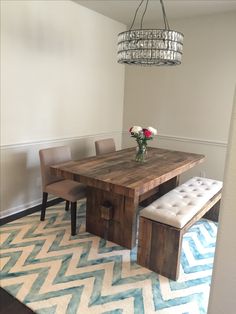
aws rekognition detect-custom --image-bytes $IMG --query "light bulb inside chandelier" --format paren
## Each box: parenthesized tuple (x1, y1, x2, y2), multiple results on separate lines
(117, 0, 184, 66)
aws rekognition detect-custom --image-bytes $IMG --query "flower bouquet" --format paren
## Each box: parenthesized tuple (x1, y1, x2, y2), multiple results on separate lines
(129, 126, 157, 162)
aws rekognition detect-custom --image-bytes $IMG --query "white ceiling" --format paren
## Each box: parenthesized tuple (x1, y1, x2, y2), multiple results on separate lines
(75, 0, 236, 26)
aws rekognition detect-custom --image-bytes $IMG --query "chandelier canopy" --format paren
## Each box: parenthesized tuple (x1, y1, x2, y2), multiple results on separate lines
(117, 0, 184, 66)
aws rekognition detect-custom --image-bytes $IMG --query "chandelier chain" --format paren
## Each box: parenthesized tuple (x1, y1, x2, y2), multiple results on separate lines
(129, 0, 145, 30)
(130, 0, 170, 31)
(140, 0, 149, 29)
(160, 0, 170, 30)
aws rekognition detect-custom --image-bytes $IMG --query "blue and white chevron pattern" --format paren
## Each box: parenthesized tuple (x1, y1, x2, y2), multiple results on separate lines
(0, 201, 217, 314)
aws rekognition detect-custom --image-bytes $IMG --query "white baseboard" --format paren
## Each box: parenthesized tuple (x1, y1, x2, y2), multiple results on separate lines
(0, 198, 43, 219)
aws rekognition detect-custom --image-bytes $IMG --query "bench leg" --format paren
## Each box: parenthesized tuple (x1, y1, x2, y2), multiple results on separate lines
(137, 217, 182, 281)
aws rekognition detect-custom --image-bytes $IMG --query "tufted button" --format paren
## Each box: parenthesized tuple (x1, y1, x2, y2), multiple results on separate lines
(139, 176, 223, 228)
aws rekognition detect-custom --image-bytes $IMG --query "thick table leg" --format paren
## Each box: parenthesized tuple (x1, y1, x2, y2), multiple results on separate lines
(158, 176, 179, 197)
(86, 187, 139, 249)
(139, 176, 179, 207)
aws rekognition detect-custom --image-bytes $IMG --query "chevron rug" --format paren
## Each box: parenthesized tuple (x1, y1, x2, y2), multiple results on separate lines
(0, 200, 217, 314)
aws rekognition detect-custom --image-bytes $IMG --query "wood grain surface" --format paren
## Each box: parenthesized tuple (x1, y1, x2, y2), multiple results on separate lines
(51, 147, 205, 197)
(137, 193, 221, 280)
(51, 147, 205, 248)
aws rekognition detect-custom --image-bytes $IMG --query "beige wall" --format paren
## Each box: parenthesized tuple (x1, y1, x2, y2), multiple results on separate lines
(208, 88, 236, 314)
(0, 0, 126, 217)
(1, 2, 236, 220)
(122, 12, 236, 181)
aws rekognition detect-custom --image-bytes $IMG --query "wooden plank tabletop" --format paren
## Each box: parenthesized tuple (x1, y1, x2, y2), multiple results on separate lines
(51, 147, 205, 198)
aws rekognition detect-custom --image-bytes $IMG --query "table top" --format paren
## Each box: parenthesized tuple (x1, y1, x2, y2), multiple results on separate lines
(51, 147, 205, 198)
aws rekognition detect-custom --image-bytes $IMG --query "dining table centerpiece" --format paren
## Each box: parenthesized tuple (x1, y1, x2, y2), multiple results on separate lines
(129, 125, 157, 162)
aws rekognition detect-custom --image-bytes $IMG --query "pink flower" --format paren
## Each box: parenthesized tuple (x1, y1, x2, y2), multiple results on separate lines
(147, 126, 157, 135)
(143, 129, 152, 138)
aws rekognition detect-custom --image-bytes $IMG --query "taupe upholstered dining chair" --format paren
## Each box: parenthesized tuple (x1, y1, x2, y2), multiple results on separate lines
(39, 146, 86, 236)
(95, 138, 116, 155)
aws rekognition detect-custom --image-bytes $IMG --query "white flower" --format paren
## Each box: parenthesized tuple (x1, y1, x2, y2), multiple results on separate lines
(147, 126, 157, 135)
(130, 126, 142, 134)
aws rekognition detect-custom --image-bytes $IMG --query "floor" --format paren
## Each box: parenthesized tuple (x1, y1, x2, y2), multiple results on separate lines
(0, 199, 62, 314)
(0, 287, 35, 314)
(0, 202, 217, 313)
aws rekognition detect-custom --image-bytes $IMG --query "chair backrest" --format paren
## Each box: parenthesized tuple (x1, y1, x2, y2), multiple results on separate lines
(95, 138, 116, 156)
(39, 146, 72, 190)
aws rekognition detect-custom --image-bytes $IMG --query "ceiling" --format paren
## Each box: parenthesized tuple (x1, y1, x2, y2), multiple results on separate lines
(75, 0, 236, 26)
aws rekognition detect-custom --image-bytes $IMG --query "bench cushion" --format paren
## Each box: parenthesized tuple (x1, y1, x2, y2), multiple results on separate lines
(140, 177, 222, 228)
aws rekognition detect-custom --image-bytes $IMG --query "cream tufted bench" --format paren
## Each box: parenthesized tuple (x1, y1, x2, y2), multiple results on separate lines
(137, 177, 222, 280)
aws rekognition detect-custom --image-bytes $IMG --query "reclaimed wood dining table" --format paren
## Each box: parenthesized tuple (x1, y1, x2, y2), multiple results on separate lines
(51, 147, 205, 249)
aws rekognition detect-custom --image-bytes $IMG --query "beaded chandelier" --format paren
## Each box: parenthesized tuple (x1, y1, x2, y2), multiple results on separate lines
(117, 0, 184, 66)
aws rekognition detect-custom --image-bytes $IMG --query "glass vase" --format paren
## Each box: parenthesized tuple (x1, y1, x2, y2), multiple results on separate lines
(135, 144, 147, 163)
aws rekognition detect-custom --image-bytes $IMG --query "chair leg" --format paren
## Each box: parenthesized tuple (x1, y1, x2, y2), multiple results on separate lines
(40, 192, 48, 221)
(65, 201, 70, 211)
(71, 202, 77, 236)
